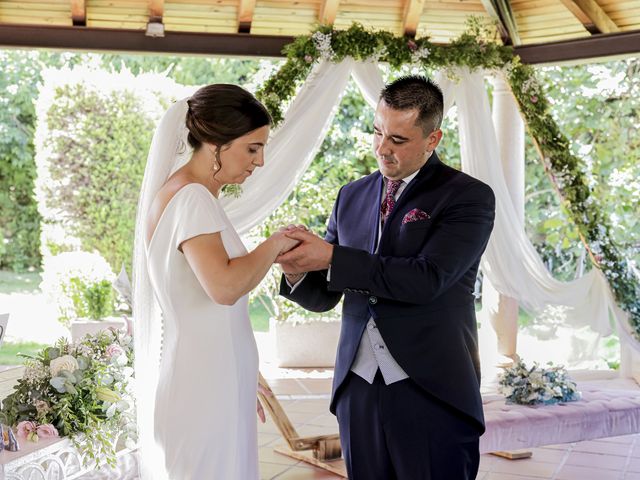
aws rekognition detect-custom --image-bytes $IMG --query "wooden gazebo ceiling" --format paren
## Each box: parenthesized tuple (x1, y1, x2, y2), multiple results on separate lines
(1, 0, 639, 63)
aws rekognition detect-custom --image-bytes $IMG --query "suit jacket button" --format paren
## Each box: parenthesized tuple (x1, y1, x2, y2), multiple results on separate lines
(368, 296, 378, 305)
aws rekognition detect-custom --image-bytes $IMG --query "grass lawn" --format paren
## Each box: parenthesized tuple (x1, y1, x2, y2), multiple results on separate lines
(0, 341, 47, 366)
(1, 269, 272, 336)
(250, 296, 272, 332)
(0, 270, 42, 294)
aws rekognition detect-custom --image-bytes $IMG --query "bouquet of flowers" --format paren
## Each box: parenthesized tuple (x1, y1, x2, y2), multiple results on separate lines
(498, 358, 581, 406)
(0, 329, 135, 466)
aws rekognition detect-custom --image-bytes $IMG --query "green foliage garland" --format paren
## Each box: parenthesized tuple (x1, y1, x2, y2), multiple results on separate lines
(256, 22, 640, 337)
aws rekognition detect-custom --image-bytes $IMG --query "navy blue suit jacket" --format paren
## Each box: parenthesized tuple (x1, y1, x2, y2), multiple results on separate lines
(280, 153, 495, 432)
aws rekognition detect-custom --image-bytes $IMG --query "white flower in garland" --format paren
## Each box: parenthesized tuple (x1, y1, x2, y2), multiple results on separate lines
(520, 75, 541, 95)
(311, 31, 334, 60)
(371, 45, 388, 62)
(406, 40, 430, 64)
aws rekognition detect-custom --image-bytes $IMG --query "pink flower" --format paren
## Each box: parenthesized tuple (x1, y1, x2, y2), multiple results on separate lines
(531, 95, 538, 103)
(16, 421, 37, 438)
(36, 424, 59, 438)
(407, 40, 418, 52)
(304, 55, 313, 63)
(106, 344, 125, 359)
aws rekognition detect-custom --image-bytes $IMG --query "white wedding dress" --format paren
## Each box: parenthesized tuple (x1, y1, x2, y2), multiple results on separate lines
(145, 183, 259, 479)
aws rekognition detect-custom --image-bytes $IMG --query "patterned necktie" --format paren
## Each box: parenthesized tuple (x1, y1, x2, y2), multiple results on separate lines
(380, 179, 403, 228)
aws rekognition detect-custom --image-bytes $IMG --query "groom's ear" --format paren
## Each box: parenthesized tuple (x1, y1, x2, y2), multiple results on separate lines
(426, 129, 443, 151)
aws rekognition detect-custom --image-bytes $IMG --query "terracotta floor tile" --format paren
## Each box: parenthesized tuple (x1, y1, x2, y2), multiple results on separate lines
(572, 440, 632, 456)
(259, 447, 300, 466)
(258, 432, 282, 447)
(273, 465, 342, 479)
(479, 454, 497, 471)
(285, 399, 330, 413)
(490, 457, 557, 478)
(268, 379, 309, 395)
(305, 413, 339, 428)
(483, 473, 550, 480)
(296, 424, 342, 436)
(525, 447, 569, 464)
(260, 462, 292, 480)
(258, 418, 282, 435)
(565, 450, 627, 470)
(299, 379, 333, 395)
(555, 464, 621, 480)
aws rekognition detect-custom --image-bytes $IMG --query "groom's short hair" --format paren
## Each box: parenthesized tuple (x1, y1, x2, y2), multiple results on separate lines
(380, 76, 444, 136)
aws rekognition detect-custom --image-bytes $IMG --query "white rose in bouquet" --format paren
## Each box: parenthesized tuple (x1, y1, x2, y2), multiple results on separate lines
(50, 355, 79, 376)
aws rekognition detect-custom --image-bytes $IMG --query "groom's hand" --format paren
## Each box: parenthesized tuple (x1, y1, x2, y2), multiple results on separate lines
(276, 229, 333, 272)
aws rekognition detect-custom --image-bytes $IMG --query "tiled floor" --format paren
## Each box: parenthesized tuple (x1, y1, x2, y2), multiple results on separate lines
(258, 374, 640, 480)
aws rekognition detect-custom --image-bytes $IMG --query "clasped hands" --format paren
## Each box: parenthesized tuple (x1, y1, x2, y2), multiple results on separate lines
(274, 224, 333, 278)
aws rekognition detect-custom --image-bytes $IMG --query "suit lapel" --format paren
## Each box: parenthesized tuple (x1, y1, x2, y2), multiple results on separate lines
(368, 173, 384, 253)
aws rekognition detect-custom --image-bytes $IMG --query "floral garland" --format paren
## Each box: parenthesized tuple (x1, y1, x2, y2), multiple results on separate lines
(256, 21, 640, 338)
(0, 329, 135, 467)
(498, 359, 581, 405)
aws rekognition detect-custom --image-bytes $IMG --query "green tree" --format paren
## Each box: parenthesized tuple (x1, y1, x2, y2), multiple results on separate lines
(525, 59, 640, 280)
(37, 81, 161, 272)
(0, 51, 84, 271)
(98, 54, 262, 86)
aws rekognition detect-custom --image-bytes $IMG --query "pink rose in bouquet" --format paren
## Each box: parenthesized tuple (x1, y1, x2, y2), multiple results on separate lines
(106, 343, 125, 359)
(36, 424, 59, 438)
(16, 421, 37, 438)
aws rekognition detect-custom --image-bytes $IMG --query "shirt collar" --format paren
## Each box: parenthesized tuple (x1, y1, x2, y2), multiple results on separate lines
(384, 168, 420, 187)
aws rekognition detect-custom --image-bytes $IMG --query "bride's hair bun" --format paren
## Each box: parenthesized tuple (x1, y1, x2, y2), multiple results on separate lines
(185, 85, 271, 150)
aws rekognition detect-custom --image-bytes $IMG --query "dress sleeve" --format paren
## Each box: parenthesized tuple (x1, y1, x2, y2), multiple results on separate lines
(172, 184, 227, 250)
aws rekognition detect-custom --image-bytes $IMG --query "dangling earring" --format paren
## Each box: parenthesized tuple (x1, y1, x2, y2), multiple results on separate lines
(210, 146, 221, 172)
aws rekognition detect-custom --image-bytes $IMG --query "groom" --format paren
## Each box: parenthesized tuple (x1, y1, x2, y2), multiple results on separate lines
(277, 75, 495, 479)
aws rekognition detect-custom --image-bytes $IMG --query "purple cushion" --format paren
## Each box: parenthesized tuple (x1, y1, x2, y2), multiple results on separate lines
(480, 384, 640, 453)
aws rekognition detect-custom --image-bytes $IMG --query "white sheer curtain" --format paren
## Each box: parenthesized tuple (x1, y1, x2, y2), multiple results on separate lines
(221, 59, 355, 232)
(216, 58, 637, 354)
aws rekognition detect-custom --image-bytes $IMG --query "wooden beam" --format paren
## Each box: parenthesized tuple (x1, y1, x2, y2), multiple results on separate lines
(514, 30, 640, 64)
(0, 24, 293, 58)
(319, 0, 340, 26)
(70, 0, 86, 27)
(560, 0, 620, 35)
(0, 24, 638, 65)
(402, 0, 425, 38)
(148, 0, 164, 23)
(238, 0, 256, 34)
(480, 0, 521, 46)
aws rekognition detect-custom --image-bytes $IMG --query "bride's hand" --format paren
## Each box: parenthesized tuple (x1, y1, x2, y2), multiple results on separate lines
(257, 383, 273, 424)
(271, 224, 307, 255)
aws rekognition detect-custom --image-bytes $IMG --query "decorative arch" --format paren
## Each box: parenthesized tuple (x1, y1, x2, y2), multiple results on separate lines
(251, 22, 639, 341)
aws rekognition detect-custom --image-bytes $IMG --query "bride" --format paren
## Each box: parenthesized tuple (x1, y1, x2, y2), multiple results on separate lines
(133, 84, 299, 479)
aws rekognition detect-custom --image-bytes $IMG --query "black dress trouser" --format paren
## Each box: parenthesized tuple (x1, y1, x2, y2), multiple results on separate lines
(335, 370, 481, 480)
